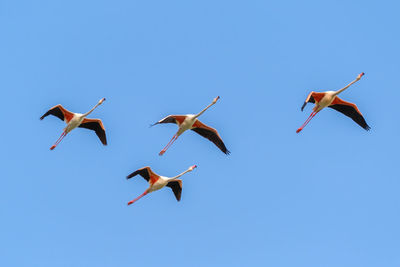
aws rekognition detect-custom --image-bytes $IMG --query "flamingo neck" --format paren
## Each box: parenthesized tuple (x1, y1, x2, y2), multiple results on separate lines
(194, 101, 216, 119)
(82, 102, 102, 118)
(169, 169, 191, 180)
(333, 77, 361, 96)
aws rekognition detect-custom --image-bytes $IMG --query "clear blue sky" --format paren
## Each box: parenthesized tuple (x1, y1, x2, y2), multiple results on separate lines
(1, 0, 399, 266)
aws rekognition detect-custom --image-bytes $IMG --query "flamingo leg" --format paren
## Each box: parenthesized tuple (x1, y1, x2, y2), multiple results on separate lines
(296, 111, 318, 133)
(127, 191, 148, 205)
(159, 134, 178, 156)
(50, 131, 67, 150)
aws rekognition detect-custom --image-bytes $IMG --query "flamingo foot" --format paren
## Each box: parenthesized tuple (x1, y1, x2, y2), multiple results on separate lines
(159, 150, 165, 156)
(50, 145, 56, 150)
(296, 128, 303, 133)
(127, 200, 134, 205)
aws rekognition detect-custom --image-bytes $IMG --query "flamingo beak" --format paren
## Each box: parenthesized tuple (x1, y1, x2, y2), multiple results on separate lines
(358, 72, 365, 79)
(100, 98, 106, 103)
(213, 96, 220, 103)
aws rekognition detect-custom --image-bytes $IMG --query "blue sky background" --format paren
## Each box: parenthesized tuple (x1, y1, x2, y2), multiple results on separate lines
(1, 0, 399, 266)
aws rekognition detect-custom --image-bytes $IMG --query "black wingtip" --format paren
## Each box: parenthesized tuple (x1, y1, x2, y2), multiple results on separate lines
(225, 149, 231, 155)
(301, 104, 306, 112)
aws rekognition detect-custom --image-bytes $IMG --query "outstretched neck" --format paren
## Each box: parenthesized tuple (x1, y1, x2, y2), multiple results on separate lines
(333, 73, 364, 96)
(82, 99, 104, 117)
(170, 169, 191, 180)
(194, 96, 219, 119)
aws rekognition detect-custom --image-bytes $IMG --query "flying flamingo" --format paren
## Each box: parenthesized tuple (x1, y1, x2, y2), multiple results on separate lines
(126, 165, 197, 205)
(152, 96, 230, 156)
(40, 98, 107, 150)
(297, 73, 370, 133)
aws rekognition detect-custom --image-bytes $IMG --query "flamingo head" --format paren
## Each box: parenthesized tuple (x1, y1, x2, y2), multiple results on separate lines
(189, 165, 197, 171)
(213, 96, 220, 103)
(357, 72, 365, 79)
(99, 98, 106, 104)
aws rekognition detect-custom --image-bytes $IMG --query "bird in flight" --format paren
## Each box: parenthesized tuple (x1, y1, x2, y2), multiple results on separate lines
(152, 96, 230, 156)
(126, 165, 197, 205)
(40, 98, 107, 150)
(297, 73, 370, 133)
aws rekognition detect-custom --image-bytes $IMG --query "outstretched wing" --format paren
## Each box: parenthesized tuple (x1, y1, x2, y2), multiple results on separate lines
(329, 97, 370, 131)
(301, 92, 325, 111)
(78, 118, 107, 145)
(151, 115, 187, 126)
(127, 166, 156, 181)
(40, 105, 74, 122)
(191, 120, 230, 154)
(166, 180, 182, 201)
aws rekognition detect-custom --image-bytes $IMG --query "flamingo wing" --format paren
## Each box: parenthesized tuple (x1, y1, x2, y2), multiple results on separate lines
(329, 97, 370, 131)
(191, 120, 230, 154)
(40, 105, 74, 122)
(151, 115, 187, 126)
(301, 92, 326, 111)
(78, 118, 107, 145)
(127, 166, 156, 181)
(166, 180, 182, 201)
(301, 92, 315, 111)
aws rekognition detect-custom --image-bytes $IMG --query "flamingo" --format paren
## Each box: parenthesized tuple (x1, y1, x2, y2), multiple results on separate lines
(152, 96, 230, 156)
(40, 98, 107, 150)
(297, 73, 370, 133)
(126, 165, 197, 205)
